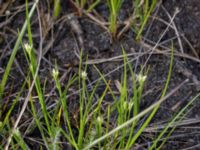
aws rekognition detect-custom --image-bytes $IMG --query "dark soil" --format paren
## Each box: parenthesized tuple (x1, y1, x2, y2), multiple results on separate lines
(1, 0, 200, 149)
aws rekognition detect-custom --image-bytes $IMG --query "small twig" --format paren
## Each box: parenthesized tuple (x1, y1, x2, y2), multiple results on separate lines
(182, 35, 199, 58)
(162, 6, 184, 55)
(176, 62, 200, 91)
(117, 15, 136, 39)
(142, 7, 180, 71)
(83, 11, 109, 31)
(145, 118, 200, 132)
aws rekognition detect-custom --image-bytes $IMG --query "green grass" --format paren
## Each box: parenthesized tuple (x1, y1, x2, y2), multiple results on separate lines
(4, 39, 193, 149)
(1, 0, 199, 150)
(53, 0, 100, 18)
(0, 0, 39, 114)
(106, 0, 157, 39)
(107, 0, 123, 38)
(49, 49, 149, 149)
(54, 0, 157, 39)
(133, 0, 158, 40)
(53, 0, 61, 18)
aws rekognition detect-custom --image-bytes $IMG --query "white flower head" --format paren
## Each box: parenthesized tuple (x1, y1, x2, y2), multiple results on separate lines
(123, 101, 133, 110)
(81, 71, 87, 79)
(24, 43, 32, 54)
(137, 74, 147, 83)
(52, 68, 59, 79)
(5, 10, 11, 16)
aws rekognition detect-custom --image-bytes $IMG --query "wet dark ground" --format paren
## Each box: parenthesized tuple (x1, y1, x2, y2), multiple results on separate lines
(1, 0, 200, 149)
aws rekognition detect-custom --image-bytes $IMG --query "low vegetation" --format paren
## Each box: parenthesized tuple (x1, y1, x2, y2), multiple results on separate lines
(0, 0, 199, 149)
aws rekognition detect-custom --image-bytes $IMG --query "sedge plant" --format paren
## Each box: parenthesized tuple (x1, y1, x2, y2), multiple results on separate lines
(83, 49, 148, 149)
(2, 43, 191, 149)
(133, 0, 157, 40)
(51, 54, 111, 149)
(83, 44, 174, 149)
(107, 0, 124, 38)
(50, 49, 148, 149)
(0, 0, 39, 116)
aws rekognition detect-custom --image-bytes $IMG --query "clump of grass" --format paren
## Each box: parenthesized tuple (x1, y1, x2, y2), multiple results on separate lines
(49, 49, 149, 149)
(133, 0, 157, 40)
(83, 45, 174, 149)
(2, 37, 193, 149)
(0, 0, 39, 114)
(107, 0, 123, 38)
